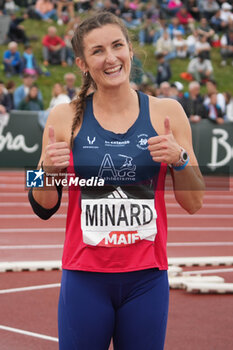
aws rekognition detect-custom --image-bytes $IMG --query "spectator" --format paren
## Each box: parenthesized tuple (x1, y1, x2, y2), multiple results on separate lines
(167, 17, 185, 39)
(4, 0, 19, 14)
(22, 44, 42, 76)
(204, 92, 224, 124)
(38, 82, 71, 128)
(204, 79, 226, 114)
(138, 83, 157, 96)
(219, 2, 233, 28)
(49, 82, 71, 109)
(3, 41, 21, 77)
(120, 0, 141, 29)
(65, 16, 80, 35)
(173, 30, 188, 58)
(56, 0, 75, 26)
(157, 81, 171, 98)
(195, 34, 211, 59)
(35, 0, 56, 21)
(155, 30, 176, 61)
(186, 0, 200, 21)
(176, 6, 195, 32)
(201, 0, 219, 20)
(42, 26, 67, 67)
(0, 80, 13, 114)
(5, 80, 15, 108)
(224, 92, 233, 122)
(197, 16, 215, 42)
(18, 84, 44, 111)
(155, 53, 172, 85)
(64, 30, 74, 66)
(220, 29, 233, 66)
(7, 12, 29, 44)
(186, 28, 199, 58)
(179, 81, 207, 122)
(0, 8, 11, 45)
(13, 73, 43, 109)
(210, 9, 228, 33)
(170, 81, 183, 100)
(138, 17, 161, 46)
(166, 0, 183, 16)
(187, 52, 214, 83)
(64, 72, 79, 100)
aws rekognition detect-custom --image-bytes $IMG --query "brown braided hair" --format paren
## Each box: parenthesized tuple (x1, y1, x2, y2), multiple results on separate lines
(70, 11, 131, 148)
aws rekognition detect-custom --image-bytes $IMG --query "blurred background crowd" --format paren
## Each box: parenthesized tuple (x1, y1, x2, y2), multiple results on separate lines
(0, 0, 232, 125)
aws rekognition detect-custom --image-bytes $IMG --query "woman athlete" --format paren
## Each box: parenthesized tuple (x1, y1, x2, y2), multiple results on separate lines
(29, 12, 205, 350)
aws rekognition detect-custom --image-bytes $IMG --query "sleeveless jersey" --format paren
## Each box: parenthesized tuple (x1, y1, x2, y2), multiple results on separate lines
(62, 91, 168, 272)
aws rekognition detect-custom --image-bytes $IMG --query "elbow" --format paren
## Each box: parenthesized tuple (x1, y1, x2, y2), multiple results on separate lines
(186, 196, 204, 215)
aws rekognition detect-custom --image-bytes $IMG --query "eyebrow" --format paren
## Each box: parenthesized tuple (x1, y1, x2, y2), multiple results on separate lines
(89, 39, 123, 51)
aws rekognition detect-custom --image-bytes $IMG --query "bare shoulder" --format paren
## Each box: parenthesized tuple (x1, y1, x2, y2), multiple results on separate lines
(148, 96, 190, 134)
(45, 103, 75, 143)
(149, 96, 185, 119)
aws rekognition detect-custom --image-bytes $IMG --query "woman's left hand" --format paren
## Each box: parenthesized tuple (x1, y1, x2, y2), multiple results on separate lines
(147, 117, 181, 165)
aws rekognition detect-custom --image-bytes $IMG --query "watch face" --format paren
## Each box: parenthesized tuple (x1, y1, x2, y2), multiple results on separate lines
(182, 151, 188, 161)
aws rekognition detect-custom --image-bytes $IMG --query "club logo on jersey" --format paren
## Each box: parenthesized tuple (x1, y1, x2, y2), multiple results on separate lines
(98, 153, 136, 181)
(81, 185, 157, 247)
(26, 169, 44, 188)
(136, 134, 149, 150)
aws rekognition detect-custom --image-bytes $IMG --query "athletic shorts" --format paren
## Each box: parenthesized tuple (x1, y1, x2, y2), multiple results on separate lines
(58, 268, 169, 350)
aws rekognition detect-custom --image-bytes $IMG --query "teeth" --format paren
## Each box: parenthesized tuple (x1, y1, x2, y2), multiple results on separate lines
(105, 66, 121, 74)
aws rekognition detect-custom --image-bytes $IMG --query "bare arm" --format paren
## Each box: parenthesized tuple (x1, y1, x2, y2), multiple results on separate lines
(148, 99, 205, 214)
(31, 105, 71, 210)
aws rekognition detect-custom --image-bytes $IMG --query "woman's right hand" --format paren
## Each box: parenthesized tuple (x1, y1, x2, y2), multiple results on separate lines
(42, 125, 70, 175)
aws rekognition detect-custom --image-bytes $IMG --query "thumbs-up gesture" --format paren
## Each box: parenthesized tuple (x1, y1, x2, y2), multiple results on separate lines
(147, 117, 181, 165)
(43, 125, 70, 174)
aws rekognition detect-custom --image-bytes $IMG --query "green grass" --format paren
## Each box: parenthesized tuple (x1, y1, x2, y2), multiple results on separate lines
(1, 17, 233, 108)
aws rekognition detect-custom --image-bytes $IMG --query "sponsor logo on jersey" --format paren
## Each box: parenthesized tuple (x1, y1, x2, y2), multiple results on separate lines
(105, 140, 130, 147)
(81, 186, 157, 247)
(83, 136, 99, 149)
(136, 134, 148, 150)
(98, 153, 136, 181)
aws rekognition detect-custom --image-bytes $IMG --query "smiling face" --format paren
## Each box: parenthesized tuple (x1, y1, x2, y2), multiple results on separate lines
(76, 24, 133, 90)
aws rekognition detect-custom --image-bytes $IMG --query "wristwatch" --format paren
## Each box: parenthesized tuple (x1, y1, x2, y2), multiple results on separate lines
(172, 147, 189, 168)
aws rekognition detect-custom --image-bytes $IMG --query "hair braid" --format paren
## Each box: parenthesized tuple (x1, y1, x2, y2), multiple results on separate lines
(70, 73, 92, 149)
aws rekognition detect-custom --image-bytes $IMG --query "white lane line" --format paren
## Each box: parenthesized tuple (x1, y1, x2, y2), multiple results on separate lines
(169, 227, 233, 232)
(0, 214, 66, 219)
(0, 228, 65, 233)
(0, 325, 58, 342)
(0, 214, 232, 219)
(167, 203, 233, 208)
(165, 194, 233, 200)
(1, 202, 233, 209)
(168, 242, 233, 247)
(0, 260, 61, 272)
(0, 193, 68, 198)
(1, 227, 233, 233)
(168, 214, 233, 219)
(0, 202, 68, 207)
(0, 242, 232, 250)
(0, 283, 60, 294)
(0, 185, 25, 189)
(183, 268, 233, 275)
(0, 245, 63, 250)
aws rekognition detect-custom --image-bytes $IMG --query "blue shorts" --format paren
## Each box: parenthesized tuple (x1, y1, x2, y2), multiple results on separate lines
(58, 268, 169, 350)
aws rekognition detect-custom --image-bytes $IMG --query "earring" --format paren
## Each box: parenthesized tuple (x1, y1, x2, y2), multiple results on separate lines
(83, 71, 88, 76)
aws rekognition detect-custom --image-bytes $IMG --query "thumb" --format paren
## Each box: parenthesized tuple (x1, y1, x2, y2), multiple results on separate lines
(48, 125, 56, 145)
(164, 117, 172, 135)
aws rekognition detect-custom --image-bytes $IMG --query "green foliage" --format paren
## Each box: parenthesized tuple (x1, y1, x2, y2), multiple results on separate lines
(1, 17, 232, 108)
